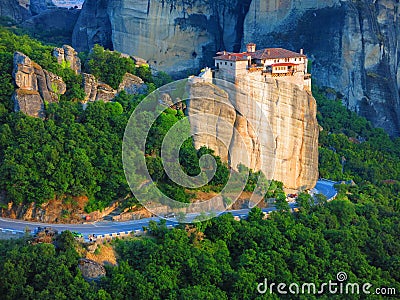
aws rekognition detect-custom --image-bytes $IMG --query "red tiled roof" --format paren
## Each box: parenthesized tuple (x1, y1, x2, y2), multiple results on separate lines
(272, 63, 298, 67)
(215, 48, 306, 62)
(253, 48, 306, 60)
(214, 53, 249, 61)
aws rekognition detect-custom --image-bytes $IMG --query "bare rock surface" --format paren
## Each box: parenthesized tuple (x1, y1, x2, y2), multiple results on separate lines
(53, 44, 81, 74)
(187, 77, 319, 190)
(78, 258, 106, 281)
(12, 51, 66, 118)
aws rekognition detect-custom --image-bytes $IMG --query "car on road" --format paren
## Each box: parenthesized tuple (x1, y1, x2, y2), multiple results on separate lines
(71, 231, 83, 238)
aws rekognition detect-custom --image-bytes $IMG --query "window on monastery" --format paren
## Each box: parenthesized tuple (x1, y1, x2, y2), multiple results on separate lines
(225, 62, 227, 65)
(230, 63, 233, 66)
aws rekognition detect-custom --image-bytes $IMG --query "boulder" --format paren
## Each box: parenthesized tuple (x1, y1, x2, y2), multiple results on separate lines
(78, 258, 106, 281)
(12, 52, 66, 118)
(118, 73, 143, 95)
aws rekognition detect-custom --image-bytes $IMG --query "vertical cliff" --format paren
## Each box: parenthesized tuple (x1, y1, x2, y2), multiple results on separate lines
(72, 0, 113, 51)
(243, 0, 400, 136)
(187, 76, 319, 190)
(73, 0, 252, 76)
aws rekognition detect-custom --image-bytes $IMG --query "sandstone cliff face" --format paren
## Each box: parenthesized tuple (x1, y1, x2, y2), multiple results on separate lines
(187, 77, 319, 190)
(72, 0, 113, 51)
(243, 0, 400, 136)
(73, 0, 400, 136)
(12, 52, 66, 118)
(73, 0, 251, 76)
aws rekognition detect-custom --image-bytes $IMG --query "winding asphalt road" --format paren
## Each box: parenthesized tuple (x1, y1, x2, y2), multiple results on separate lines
(0, 180, 337, 238)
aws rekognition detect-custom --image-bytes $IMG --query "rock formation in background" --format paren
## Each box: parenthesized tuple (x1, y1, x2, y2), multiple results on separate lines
(12, 51, 66, 118)
(72, 0, 400, 136)
(243, 0, 400, 136)
(53, 44, 82, 74)
(29, 0, 56, 15)
(187, 77, 319, 190)
(73, 0, 251, 76)
(72, 0, 113, 51)
(1, 0, 80, 45)
(0, 0, 32, 23)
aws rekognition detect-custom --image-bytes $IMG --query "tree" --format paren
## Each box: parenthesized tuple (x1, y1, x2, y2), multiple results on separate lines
(296, 192, 313, 211)
(86, 44, 136, 89)
(275, 192, 290, 212)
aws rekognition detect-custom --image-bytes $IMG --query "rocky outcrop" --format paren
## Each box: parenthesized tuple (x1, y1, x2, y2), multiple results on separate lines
(187, 77, 319, 190)
(78, 259, 106, 281)
(118, 73, 144, 94)
(82, 73, 116, 103)
(1, 1, 80, 45)
(12, 52, 66, 118)
(21, 8, 80, 43)
(12, 90, 44, 118)
(96, 83, 116, 102)
(82, 72, 143, 103)
(53, 44, 81, 74)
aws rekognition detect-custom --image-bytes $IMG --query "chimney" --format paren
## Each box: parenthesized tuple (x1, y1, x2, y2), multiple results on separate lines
(247, 43, 256, 53)
(300, 48, 304, 55)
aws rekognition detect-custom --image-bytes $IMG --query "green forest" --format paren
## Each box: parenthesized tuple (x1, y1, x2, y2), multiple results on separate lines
(0, 27, 399, 299)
